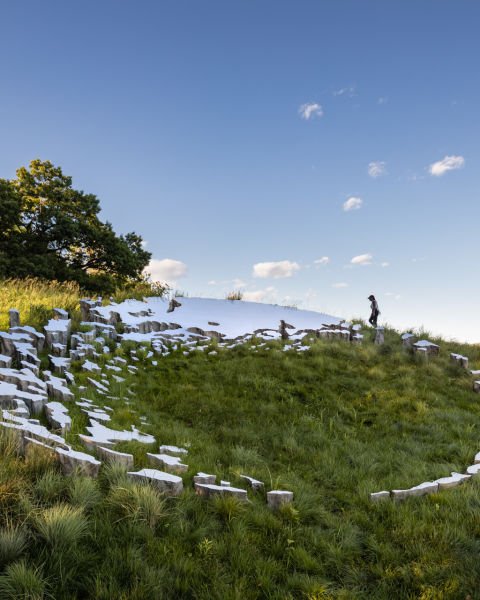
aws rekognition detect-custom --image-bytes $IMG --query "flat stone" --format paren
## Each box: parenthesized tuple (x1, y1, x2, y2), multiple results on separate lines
(79, 434, 115, 450)
(86, 420, 155, 445)
(127, 468, 183, 496)
(193, 472, 216, 485)
(1, 414, 68, 450)
(53, 308, 69, 320)
(267, 490, 294, 509)
(44, 374, 74, 402)
(195, 483, 248, 501)
(56, 447, 101, 477)
(0, 368, 46, 393)
(96, 446, 134, 469)
(374, 327, 385, 345)
(0, 354, 12, 368)
(87, 377, 109, 393)
(82, 360, 101, 374)
(45, 402, 71, 434)
(0, 381, 17, 401)
(146, 453, 188, 474)
(159, 444, 188, 455)
(450, 353, 469, 369)
(240, 475, 265, 491)
(9, 309, 20, 328)
(434, 472, 470, 490)
(413, 340, 440, 355)
(466, 464, 480, 476)
(391, 481, 439, 499)
(370, 491, 390, 502)
(48, 355, 71, 375)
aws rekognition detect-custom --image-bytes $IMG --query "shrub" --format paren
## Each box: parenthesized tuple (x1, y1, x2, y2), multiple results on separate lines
(226, 290, 243, 301)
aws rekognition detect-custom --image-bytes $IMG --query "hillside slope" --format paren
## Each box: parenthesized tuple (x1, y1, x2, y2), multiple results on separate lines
(0, 295, 479, 598)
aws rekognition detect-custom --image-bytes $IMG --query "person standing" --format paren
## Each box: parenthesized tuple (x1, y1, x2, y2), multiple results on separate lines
(368, 295, 380, 327)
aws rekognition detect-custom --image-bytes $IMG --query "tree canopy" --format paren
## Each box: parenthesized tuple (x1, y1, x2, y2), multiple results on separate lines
(0, 160, 152, 291)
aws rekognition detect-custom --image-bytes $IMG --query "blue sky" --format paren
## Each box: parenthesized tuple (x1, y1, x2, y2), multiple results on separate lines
(1, 1, 479, 341)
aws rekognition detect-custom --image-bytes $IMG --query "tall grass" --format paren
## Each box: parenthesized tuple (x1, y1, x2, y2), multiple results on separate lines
(0, 561, 47, 599)
(0, 278, 81, 330)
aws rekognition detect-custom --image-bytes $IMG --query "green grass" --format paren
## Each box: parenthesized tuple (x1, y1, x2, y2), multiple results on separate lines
(0, 278, 167, 331)
(1, 303, 480, 596)
(0, 278, 81, 331)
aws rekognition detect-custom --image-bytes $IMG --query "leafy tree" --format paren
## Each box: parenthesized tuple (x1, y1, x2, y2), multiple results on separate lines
(0, 159, 153, 292)
(0, 179, 22, 277)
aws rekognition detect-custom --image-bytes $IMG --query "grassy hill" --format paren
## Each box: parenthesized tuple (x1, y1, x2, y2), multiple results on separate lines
(0, 281, 480, 598)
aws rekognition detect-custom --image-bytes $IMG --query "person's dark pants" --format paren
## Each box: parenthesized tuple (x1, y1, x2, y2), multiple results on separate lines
(369, 311, 379, 327)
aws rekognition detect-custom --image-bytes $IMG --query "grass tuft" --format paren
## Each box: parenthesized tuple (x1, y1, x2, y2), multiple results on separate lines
(0, 560, 47, 599)
(32, 504, 88, 549)
(0, 526, 28, 568)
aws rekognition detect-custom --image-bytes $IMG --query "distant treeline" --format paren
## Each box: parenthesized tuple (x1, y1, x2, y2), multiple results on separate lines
(0, 160, 152, 292)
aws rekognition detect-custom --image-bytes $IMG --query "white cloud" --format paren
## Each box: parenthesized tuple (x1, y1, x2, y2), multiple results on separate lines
(429, 155, 465, 176)
(381, 262, 390, 268)
(253, 260, 301, 279)
(368, 161, 387, 178)
(351, 253, 373, 266)
(332, 282, 348, 288)
(343, 196, 363, 212)
(299, 103, 323, 120)
(243, 287, 276, 302)
(146, 258, 187, 284)
(207, 280, 217, 285)
(377, 96, 388, 105)
(314, 256, 330, 266)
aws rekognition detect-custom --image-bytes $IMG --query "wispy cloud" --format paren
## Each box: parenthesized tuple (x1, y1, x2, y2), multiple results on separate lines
(253, 260, 301, 279)
(377, 96, 388, 105)
(332, 282, 349, 288)
(429, 155, 465, 176)
(343, 196, 363, 212)
(368, 161, 387, 178)
(381, 262, 390, 268)
(314, 256, 330, 266)
(146, 258, 187, 284)
(333, 85, 356, 97)
(351, 253, 373, 266)
(298, 103, 323, 120)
